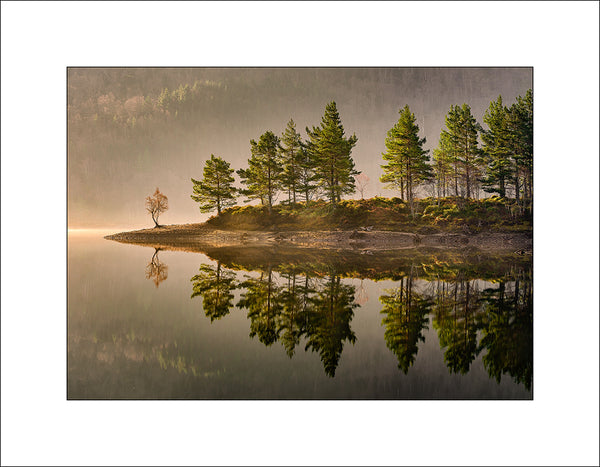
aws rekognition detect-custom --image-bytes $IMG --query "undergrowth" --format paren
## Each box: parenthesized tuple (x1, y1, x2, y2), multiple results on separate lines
(206, 196, 532, 233)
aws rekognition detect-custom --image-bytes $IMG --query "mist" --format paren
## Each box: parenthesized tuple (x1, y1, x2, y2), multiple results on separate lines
(67, 67, 532, 229)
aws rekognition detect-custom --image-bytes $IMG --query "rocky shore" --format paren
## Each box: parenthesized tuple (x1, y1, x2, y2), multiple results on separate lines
(105, 224, 532, 254)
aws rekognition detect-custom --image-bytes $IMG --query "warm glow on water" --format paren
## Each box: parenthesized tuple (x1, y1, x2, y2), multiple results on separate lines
(68, 227, 137, 235)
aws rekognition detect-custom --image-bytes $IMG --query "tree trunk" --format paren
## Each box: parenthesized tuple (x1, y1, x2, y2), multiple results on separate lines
(454, 165, 459, 197)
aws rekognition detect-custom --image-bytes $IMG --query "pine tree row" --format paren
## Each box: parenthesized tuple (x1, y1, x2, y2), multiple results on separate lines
(191, 101, 358, 214)
(190, 90, 533, 217)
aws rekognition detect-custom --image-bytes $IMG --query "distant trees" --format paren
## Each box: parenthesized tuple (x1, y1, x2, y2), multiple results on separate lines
(480, 91, 533, 206)
(435, 104, 485, 199)
(191, 154, 237, 215)
(380, 105, 432, 213)
(279, 119, 303, 203)
(432, 135, 454, 198)
(306, 101, 359, 204)
(355, 173, 370, 199)
(432, 90, 532, 207)
(297, 145, 318, 204)
(145, 187, 168, 227)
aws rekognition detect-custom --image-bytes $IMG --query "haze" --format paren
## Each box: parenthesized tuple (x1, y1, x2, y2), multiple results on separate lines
(67, 67, 532, 229)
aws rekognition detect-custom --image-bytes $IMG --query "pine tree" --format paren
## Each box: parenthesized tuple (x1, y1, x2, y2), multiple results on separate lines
(432, 135, 454, 199)
(481, 96, 513, 198)
(279, 119, 303, 204)
(380, 105, 432, 211)
(297, 144, 318, 204)
(440, 104, 484, 198)
(507, 89, 533, 206)
(307, 101, 358, 204)
(191, 154, 237, 215)
(237, 130, 282, 212)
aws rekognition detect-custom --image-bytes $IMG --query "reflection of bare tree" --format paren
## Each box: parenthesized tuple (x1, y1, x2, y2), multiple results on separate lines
(355, 279, 369, 305)
(145, 248, 168, 288)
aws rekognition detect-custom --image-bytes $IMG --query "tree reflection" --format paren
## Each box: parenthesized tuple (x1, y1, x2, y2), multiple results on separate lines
(237, 267, 283, 346)
(190, 262, 237, 322)
(145, 248, 168, 288)
(183, 252, 532, 387)
(432, 279, 483, 374)
(305, 274, 358, 377)
(478, 277, 533, 391)
(380, 273, 432, 373)
(277, 272, 313, 358)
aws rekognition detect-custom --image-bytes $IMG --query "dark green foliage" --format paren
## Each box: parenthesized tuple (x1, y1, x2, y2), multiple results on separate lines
(481, 96, 513, 197)
(197, 251, 531, 385)
(307, 101, 358, 204)
(507, 89, 533, 206)
(304, 275, 357, 377)
(237, 268, 283, 346)
(478, 279, 533, 391)
(191, 154, 237, 215)
(432, 281, 483, 374)
(237, 131, 283, 211)
(438, 104, 485, 198)
(191, 262, 237, 321)
(380, 275, 432, 373)
(277, 273, 313, 358)
(380, 105, 432, 205)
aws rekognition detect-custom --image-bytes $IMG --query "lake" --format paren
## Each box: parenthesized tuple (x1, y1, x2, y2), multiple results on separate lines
(67, 231, 532, 399)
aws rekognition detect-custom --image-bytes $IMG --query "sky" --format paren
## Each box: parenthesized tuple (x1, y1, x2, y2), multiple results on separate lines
(67, 67, 532, 229)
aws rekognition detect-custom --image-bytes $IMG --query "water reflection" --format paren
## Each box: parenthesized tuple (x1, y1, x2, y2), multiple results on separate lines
(145, 248, 168, 287)
(380, 272, 432, 374)
(304, 274, 357, 377)
(191, 262, 237, 321)
(236, 267, 357, 376)
(187, 252, 532, 389)
(479, 276, 533, 391)
(433, 280, 482, 374)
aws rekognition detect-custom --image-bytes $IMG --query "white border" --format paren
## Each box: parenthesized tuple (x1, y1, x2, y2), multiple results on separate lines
(2, 1, 599, 466)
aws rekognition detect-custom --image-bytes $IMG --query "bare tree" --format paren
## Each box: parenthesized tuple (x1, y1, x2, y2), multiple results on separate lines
(355, 173, 370, 199)
(145, 187, 168, 227)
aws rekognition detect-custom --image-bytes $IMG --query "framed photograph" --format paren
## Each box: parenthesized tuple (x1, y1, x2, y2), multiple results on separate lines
(67, 67, 533, 400)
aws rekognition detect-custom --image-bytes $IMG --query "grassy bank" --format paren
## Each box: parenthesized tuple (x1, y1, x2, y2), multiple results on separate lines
(206, 196, 532, 233)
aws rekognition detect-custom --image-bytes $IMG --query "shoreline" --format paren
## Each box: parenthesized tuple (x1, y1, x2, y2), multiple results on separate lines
(104, 224, 532, 254)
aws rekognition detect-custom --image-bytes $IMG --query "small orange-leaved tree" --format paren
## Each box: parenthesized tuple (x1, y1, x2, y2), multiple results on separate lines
(145, 187, 168, 227)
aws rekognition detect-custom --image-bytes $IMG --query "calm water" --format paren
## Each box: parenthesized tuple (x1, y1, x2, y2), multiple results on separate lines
(68, 232, 532, 399)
